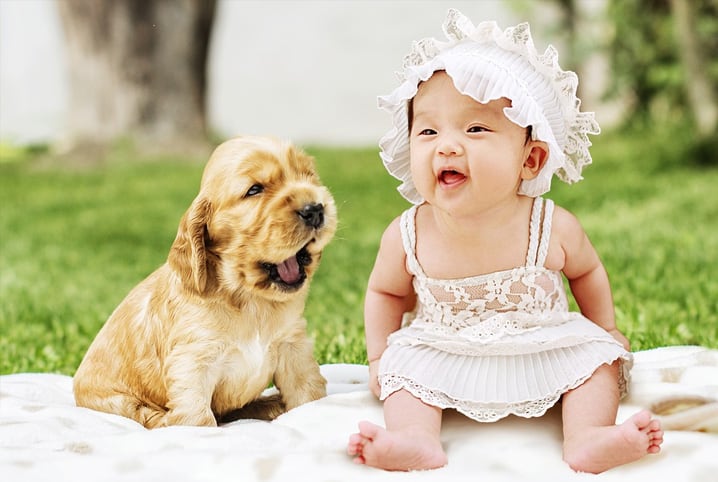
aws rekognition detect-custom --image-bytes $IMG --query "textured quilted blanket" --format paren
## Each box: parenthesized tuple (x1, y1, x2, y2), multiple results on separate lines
(1, 346, 717, 482)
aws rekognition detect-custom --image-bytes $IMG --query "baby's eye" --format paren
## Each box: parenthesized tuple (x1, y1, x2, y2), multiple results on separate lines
(418, 128, 437, 136)
(467, 125, 488, 133)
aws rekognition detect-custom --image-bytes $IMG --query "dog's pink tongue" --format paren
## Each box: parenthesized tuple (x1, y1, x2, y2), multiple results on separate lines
(277, 256, 301, 284)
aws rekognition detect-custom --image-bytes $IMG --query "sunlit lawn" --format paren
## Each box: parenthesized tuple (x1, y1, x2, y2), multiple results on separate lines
(1, 127, 717, 375)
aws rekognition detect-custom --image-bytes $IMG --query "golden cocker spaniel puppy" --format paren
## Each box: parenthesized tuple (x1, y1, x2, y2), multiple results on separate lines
(73, 136, 337, 428)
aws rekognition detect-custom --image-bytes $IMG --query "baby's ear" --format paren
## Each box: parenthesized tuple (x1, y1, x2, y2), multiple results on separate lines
(521, 141, 549, 180)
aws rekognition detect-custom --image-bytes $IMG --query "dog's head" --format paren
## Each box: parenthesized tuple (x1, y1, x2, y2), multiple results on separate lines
(168, 136, 337, 302)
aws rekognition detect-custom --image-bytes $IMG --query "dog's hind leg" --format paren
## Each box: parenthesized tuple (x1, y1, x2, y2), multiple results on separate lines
(136, 402, 170, 428)
(74, 382, 168, 428)
(216, 393, 287, 423)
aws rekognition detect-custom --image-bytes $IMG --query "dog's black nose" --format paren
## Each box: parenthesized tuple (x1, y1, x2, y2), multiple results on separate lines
(298, 203, 324, 229)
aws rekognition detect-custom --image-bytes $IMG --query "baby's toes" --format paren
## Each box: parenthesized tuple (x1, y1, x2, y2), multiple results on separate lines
(646, 429, 663, 453)
(347, 433, 365, 456)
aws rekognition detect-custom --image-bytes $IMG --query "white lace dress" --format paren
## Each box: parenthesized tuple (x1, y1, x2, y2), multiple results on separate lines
(378, 197, 631, 422)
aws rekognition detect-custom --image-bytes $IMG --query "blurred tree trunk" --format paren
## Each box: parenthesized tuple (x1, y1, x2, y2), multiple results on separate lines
(669, 0, 718, 137)
(556, 0, 577, 66)
(57, 0, 216, 158)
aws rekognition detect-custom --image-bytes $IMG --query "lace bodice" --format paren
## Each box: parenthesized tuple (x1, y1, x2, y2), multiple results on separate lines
(400, 197, 570, 342)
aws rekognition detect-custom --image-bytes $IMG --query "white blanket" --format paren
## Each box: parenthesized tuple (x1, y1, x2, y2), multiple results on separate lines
(1, 346, 717, 482)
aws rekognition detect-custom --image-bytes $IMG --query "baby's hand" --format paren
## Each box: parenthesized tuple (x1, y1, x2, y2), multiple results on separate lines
(368, 359, 381, 398)
(608, 328, 630, 351)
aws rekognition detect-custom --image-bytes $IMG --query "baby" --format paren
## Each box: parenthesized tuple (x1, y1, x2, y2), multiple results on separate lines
(347, 9, 663, 473)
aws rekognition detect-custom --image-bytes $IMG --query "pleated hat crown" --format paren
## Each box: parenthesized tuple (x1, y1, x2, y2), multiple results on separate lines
(378, 9, 601, 204)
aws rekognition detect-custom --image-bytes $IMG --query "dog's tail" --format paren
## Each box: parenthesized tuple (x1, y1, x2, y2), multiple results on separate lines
(216, 393, 286, 423)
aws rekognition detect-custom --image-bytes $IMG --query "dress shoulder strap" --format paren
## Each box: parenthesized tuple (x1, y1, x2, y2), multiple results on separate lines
(537, 198, 554, 267)
(525, 197, 554, 268)
(399, 205, 424, 276)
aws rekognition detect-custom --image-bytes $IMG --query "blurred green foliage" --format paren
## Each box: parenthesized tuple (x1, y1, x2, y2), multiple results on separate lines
(607, 0, 718, 128)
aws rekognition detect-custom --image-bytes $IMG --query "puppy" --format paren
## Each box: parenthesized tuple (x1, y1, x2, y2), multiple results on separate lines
(73, 136, 337, 428)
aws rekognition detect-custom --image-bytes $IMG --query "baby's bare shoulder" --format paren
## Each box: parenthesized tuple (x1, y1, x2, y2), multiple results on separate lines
(550, 204, 586, 239)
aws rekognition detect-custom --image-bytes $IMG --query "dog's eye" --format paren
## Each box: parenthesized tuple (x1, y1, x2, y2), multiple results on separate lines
(245, 184, 264, 197)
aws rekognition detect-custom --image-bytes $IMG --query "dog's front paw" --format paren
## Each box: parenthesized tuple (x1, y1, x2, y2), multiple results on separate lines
(282, 372, 327, 411)
(165, 408, 218, 427)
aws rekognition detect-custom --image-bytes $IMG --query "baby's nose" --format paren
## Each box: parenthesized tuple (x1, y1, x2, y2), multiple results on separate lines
(437, 135, 464, 157)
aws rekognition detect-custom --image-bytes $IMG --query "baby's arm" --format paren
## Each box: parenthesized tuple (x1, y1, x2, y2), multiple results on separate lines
(364, 217, 416, 397)
(554, 206, 630, 351)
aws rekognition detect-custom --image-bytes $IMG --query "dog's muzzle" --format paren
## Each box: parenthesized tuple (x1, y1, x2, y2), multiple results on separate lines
(261, 245, 312, 291)
(298, 203, 324, 229)
(259, 203, 327, 292)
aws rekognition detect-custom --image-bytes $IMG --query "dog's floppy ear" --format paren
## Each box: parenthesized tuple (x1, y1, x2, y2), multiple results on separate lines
(168, 196, 212, 293)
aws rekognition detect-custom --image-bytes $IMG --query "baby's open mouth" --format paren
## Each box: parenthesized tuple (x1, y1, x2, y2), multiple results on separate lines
(261, 244, 312, 290)
(439, 169, 466, 186)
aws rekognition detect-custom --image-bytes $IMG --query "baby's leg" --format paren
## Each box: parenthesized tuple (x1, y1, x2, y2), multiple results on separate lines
(561, 362, 664, 473)
(347, 389, 447, 471)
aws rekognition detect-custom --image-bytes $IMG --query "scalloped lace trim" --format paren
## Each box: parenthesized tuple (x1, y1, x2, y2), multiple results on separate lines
(381, 374, 564, 421)
(381, 355, 630, 422)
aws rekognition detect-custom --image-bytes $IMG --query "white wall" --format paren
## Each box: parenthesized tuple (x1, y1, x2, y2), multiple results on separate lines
(207, 1, 519, 145)
(0, 0, 68, 145)
(3, 1, 606, 147)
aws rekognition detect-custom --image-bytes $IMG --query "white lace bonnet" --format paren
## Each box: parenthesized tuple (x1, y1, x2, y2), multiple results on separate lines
(378, 9, 601, 204)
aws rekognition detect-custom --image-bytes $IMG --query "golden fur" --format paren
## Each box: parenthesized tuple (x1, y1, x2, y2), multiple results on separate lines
(73, 136, 337, 428)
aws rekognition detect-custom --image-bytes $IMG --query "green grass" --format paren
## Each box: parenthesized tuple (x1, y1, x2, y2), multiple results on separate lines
(1, 128, 717, 375)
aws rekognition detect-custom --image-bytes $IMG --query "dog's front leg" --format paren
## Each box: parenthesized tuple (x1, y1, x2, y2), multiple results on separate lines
(273, 335, 327, 411)
(160, 345, 219, 427)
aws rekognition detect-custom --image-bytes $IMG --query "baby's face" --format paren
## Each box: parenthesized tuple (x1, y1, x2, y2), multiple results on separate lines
(408, 71, 538, 214)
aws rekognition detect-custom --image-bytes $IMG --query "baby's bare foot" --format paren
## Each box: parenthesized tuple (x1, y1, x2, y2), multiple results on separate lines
(563, 410, 664, 473)
(347, 421, 447, 471)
